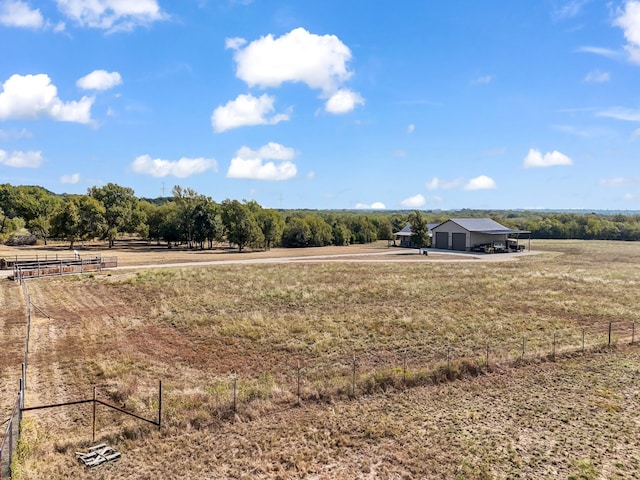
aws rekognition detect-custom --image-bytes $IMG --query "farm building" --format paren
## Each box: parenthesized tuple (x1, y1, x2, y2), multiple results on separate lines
(393, 222, 440, 247)
(430, 218, 530, 252)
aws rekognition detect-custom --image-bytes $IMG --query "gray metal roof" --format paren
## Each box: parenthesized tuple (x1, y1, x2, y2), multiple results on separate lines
(394, 223, 441, 237)
(434, 218, 530, 235)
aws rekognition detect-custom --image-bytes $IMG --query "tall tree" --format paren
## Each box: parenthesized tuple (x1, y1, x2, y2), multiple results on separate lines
(256, 209, 285, 250)
(89, 183, 146, 248)
(408, 210, 429, 248)
(220, 199, 259, 252)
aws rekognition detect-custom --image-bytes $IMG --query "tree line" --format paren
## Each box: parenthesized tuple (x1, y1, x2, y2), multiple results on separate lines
(1, 183, 640, 250)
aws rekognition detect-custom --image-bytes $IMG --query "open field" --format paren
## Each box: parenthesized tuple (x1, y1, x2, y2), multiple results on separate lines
(2, 239, 640, 478)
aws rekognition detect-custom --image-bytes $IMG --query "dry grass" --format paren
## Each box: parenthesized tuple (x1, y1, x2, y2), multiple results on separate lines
(2, 239, 640, 478)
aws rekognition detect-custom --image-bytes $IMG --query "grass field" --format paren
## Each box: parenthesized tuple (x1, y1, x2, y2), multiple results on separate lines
(2, 239, 640, 479)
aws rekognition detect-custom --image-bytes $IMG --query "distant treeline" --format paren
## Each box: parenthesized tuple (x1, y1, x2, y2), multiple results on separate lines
(1, 183, 639, 250)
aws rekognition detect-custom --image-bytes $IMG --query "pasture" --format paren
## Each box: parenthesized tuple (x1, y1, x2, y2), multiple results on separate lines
(2, 240, 640, 479)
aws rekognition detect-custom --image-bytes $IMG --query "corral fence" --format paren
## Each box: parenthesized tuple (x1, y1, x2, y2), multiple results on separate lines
(11, 256, 118, 283)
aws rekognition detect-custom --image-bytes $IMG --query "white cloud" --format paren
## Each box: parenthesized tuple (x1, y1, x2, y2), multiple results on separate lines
(225, 36, 246, 50)
(624, 193, 640, 200)
(227, 142, 297, 181)
(633, 127, 640, 137)
(400, 194, 425, 208)
(599, 177, 634, 186)
(614, 0, 640, 64)
(583, 70, 610, 83)
(325, 89, 364, 114)
(471, 74, 494, 85)
(0, 0, 43, 28)
(596, 107, 640, 122)
(306, 171, 315, 180)
(131, 155, 217, 178)
(55, 0, 167, 32)
(576, 46, 622, 59)
(231, 27, 353, 93)
(523, 148, 573, 168)
(60, 172, 80, 184)
(77, 70, 122, 90)
(0, 127, 32, 140)
(211, 93, 289, 132)
(553, 0, 588, 20)
(0, 73, 93, 123)
(0, 149, 42, 168)
(426, 177, 463, 190)
(464, 175, 497, 190)
(407, 124, 415, 134)
(355, 202, 386, 210)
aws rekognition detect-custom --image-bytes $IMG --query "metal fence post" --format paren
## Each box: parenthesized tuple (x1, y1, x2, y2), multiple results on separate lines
(92, 386, 97, 443)
(158, 381, 162, 429)
(296, 361, 301, 406)
(609, 322, 612, 346)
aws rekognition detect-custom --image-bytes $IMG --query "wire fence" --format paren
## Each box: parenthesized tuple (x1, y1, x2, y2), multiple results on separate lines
(0, 270, 637, 478)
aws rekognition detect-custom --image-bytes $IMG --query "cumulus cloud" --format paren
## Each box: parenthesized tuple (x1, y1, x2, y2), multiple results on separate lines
(0, 149, 42, 168)
(355, 202, 386, 210)
(0, 73, 93, 123)
(227, 142, 297, 181)
(77, 70, 122, 90)
(60, 172, 80, 184)
(55, 0, 167, 32)
(464, 175, 496, 190)
(407, 124, 415, 134)
(400, 194, 425, 208)
(0, 0, 43, 28)
(230, 27, 353, 92)
(131, 155, 217, 178)
(426, 177, 463, 190)
(523, 149, 573, 168)
(584, 70, 610, 83)
(211, 93, 289, 132)
(614, 0, 640, 64)
(325, 89, 364, 114)
(227, 27, 363, 113)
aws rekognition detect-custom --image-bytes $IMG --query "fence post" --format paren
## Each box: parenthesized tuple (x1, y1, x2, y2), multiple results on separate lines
(552, 332, 556, 360)
(582, 328, 585, 353)
(447, 343, 450, 369)
(609, 322, 612, 346)
(351, 354, 357, 397)
(402, 348, 407, 387)
(485, 343, 489, 369)
(296, 361, 301, 406)
(632, 322, 635, 345)
(92, 386, 96, 443)
(233, 372, 237, 415)
(521, 336, 525, 362)
(158, 381, 162, 429)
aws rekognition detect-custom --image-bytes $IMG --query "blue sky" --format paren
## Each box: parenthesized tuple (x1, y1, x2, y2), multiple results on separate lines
(0, 0, 639, 210)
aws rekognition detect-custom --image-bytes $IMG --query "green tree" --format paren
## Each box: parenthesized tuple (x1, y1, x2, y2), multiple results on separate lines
(220, 199, 259, 252)
(408, 210, 429, 248)
(89, 183, 146, 248)
(281, 216, 311, 247)
(305, 215, 333, 246)
(256, 209, 285, 250)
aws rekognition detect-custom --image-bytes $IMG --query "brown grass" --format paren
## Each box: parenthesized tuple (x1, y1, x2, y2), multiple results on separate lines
(2, 239, 640, 478)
